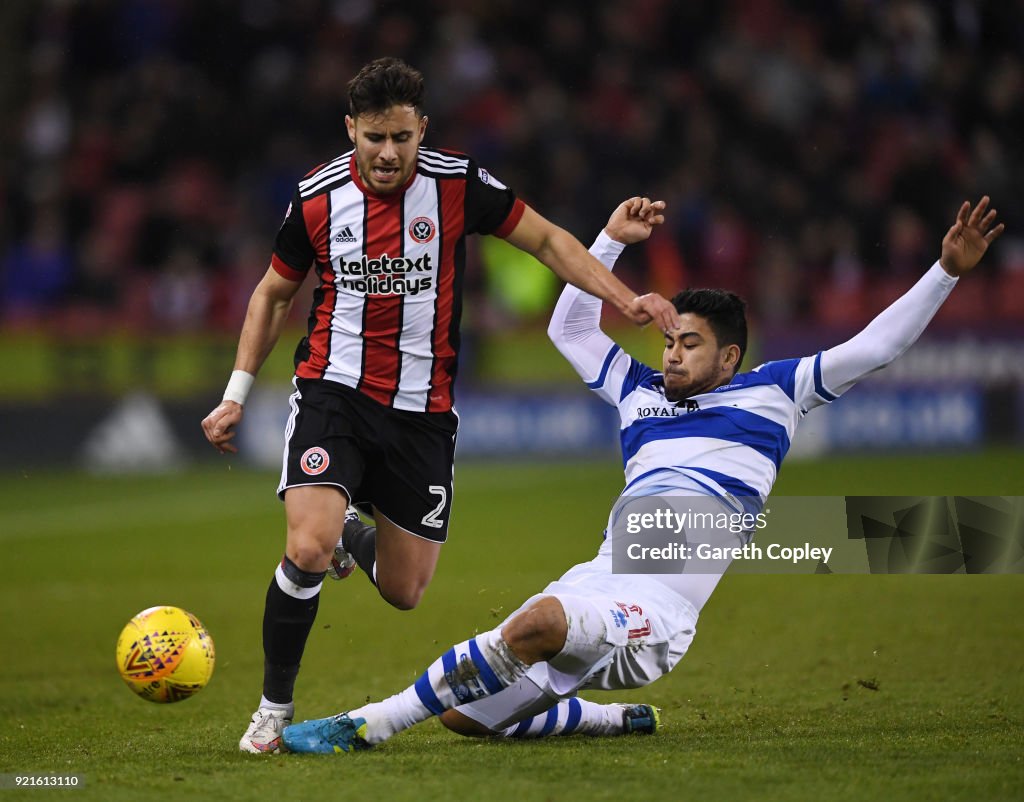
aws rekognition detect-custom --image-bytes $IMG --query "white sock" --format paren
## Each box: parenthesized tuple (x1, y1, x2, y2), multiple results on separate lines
(258, 695, 294, 717)
(499, 698, 626, 738)
(350, 628, 528, 744)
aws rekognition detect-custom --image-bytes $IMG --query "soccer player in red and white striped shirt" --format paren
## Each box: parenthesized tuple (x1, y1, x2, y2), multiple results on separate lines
(200, 58, 678, 753)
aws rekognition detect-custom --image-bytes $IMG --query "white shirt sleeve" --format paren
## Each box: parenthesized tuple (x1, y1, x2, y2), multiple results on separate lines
(810, 261, 959, 404)
(547, 231, 636, 405)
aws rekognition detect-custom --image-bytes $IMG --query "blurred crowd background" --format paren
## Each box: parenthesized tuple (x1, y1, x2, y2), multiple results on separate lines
(2, 0, 1023, 342)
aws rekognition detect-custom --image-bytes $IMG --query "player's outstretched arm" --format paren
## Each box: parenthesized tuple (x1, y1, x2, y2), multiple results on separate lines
(547, 198, 667, 400)
(201, 266, 302, 454)
(505, 202, 677, 332)
(818, 197, 1004, 399)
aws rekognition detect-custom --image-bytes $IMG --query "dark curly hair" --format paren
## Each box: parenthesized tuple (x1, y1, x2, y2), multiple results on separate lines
(671, 288, 748, 370)
(347, 57, 425, 118)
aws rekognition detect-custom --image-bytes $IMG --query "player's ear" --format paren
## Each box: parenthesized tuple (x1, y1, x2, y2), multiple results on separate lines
(418, 115, 428, 143)
(345, 115, 356, 144)
(722, 344, 741, 373)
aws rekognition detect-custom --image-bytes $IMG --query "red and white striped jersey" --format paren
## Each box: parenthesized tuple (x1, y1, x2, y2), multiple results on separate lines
(271, 147, 525, 413)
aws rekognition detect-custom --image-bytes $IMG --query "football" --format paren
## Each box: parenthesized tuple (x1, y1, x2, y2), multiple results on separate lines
(115, 606, 215, 703)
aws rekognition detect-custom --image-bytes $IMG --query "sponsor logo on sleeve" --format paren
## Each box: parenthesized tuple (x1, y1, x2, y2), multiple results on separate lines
(477, 168, 506, 190)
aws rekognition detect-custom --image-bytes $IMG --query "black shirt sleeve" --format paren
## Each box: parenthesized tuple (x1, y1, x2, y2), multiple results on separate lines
(463, 157, 520, 236)
(272, 187, 315, 274)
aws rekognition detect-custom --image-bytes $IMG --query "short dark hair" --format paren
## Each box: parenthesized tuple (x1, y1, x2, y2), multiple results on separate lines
(671, 288, 748, 370)
(347, 57, 425, 118)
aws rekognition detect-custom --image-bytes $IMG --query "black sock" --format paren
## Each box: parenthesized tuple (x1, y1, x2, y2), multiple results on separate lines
(261, 558, 325, 704)
(342, 518, 378, 587)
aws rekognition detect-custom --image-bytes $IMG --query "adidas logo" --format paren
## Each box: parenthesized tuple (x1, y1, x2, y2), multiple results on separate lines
(80, 392, 184, 472)
(334, 225, 357, 243)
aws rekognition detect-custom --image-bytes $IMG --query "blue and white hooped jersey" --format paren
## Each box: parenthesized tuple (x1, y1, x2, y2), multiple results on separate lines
(586, 344, 840, 510)
(550, 239, 955, 516)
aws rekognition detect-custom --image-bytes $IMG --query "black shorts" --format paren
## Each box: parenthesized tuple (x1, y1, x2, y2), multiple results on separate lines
(278, 378, 458, 542)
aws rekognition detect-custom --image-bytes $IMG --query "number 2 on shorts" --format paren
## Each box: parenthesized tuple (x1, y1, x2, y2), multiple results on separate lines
(421, 485, 447, 529)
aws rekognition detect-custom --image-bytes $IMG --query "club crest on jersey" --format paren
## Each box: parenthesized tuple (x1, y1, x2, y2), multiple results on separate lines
(409, 216, 436, 244)
(300, 447, 329, 476)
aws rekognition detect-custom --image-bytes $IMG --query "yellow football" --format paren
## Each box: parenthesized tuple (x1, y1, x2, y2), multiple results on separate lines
(115, 606, 215, 703)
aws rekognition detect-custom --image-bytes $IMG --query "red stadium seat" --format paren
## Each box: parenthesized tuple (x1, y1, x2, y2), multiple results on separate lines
(994, 271, 1024, 323)
(812, 282, 867, 327)
(933, 275, 988, 324)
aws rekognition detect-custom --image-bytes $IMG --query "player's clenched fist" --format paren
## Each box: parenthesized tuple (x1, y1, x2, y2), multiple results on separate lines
(605, 197, 666, 245)
(201, 401, 243, 454)
(626, 292, 680, 333)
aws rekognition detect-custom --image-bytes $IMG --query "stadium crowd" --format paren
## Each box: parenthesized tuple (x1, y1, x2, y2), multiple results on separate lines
(2, 0, 1022, 339)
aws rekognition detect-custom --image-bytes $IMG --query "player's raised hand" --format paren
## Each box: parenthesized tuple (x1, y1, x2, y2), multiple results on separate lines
(940, 196, 1005, 277)
(605, 197, 666, 245)
(625, 292, 680, 332)
(201, 401, 243, 454)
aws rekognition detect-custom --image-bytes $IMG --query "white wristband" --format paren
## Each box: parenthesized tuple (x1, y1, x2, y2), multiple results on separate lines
(223, 370, 255, 405)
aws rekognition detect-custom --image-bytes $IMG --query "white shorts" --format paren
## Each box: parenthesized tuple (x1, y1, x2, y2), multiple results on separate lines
(457, 561, 698, 731)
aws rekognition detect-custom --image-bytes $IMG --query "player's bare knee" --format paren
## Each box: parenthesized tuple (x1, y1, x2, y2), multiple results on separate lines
(439, 710, 495, 738)
(381, 590, 421, 611)
(286, 543, 332, 573)
(286, 528, 337, 569)
(377, 577, 428, 611)
(502, 596, 568, 664)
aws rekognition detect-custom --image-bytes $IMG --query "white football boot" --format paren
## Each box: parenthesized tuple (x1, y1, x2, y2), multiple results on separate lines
(327, 507, 361, 580)
(239, 707, 293, 753)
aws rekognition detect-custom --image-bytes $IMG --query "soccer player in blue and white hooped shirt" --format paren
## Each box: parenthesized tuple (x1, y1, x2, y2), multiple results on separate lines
(282, 196, 1004, 753)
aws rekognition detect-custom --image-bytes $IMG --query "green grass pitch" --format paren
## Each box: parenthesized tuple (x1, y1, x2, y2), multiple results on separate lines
(1, 449, 1022, 801)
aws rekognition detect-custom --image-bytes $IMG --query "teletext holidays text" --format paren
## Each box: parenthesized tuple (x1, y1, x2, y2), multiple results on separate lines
(336, 253, 433, 295)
